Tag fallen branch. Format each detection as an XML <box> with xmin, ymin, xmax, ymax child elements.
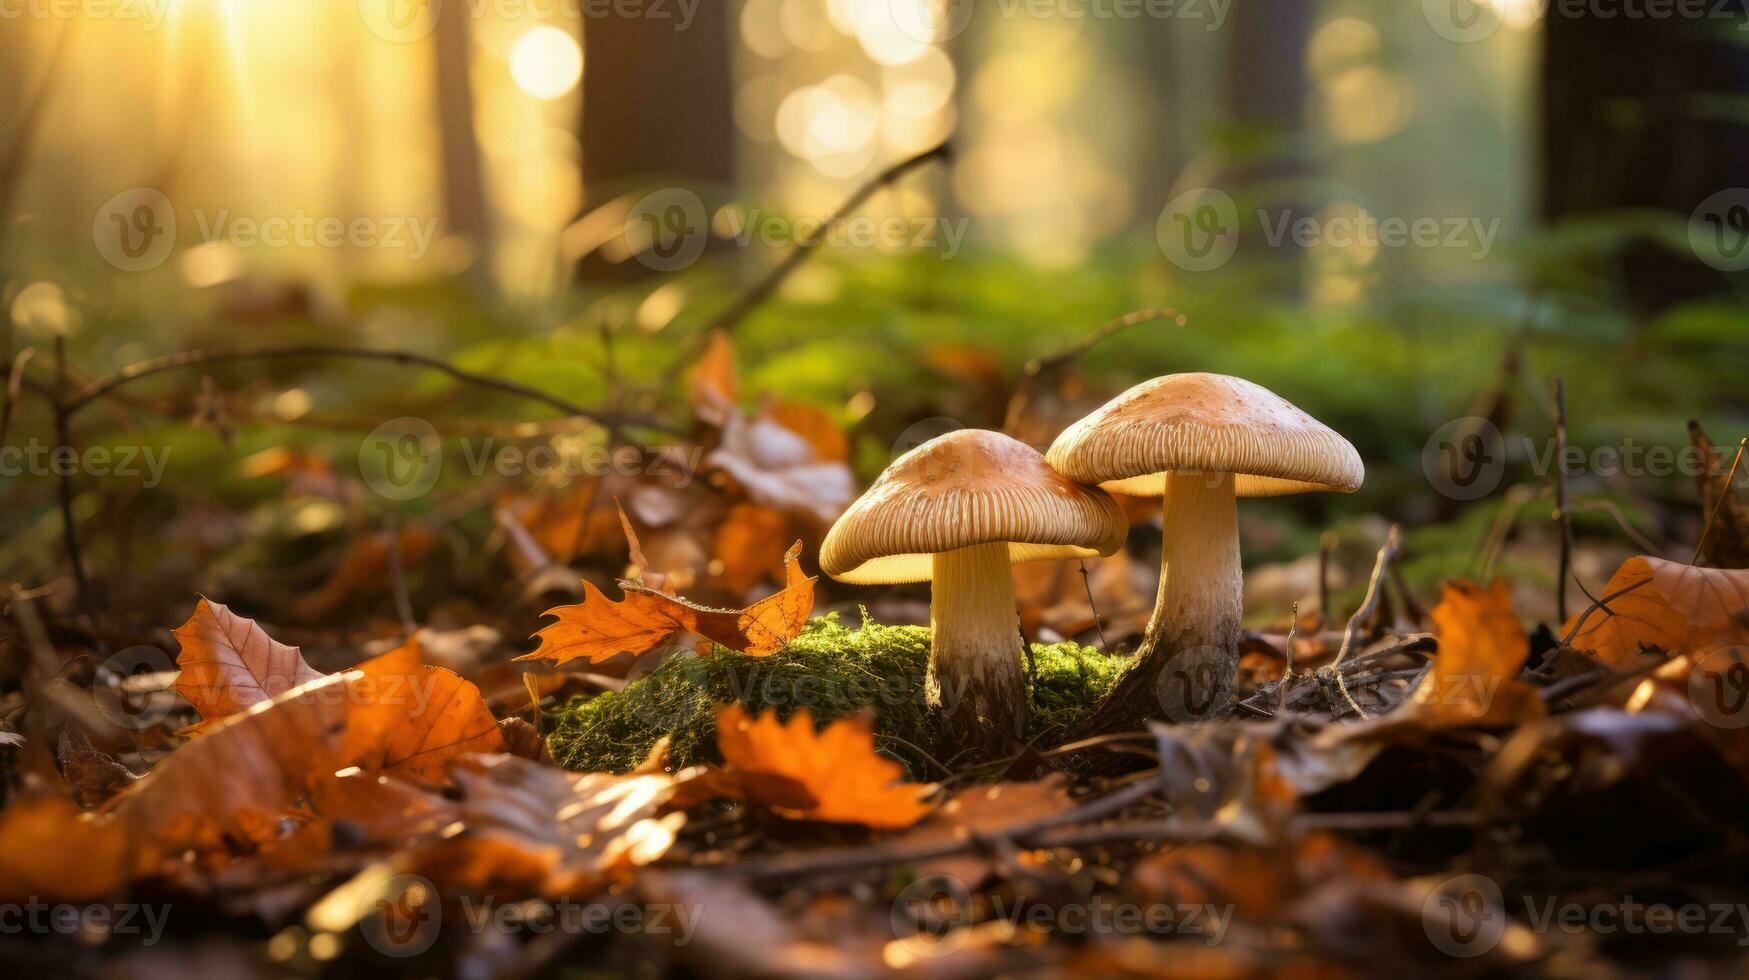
<box><xmin>1329</xmin><ymin>526</ymin><xmax>1402</xmax><ymax>720</ymax></box>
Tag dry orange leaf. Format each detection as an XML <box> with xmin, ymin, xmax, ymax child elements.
<box><xmin>0</xmin><ymin>796</ymin><xmax>129</xmax><ymax>902</ymax></box>
<box><xmin>521</xmin><ymin>541</ymin><xmax>816</xmax><ymax>665</ymax></box>
<box><xmin>1562</xmin><ymin>557</ymin><xmax>1749</xmax><ymax>671</ymax></box>
<box><xmin>713</xmin><ymin>503</ymin><xmax>791</xmax><ymax>597</ymax></box>
<box><xmin>172</xmin><ymin>597</ymin><xmax>321</xmax><ymax>728</ymax></box>
<box><xmin>408</xmin><ymin>753</ymin><xmax>689</xmax><ymax>896</ymax></box>
<box><xmin>1393</xmin><ymin>580</ymin><xmax>1543</xmax><ymax>729</ymax></box>
<box><xmin>766</xmin><ymin>401</ymin><xmax>849</xmax><ymax>462</ymax></box>
<box><xmin>708</xmin><ymin>705</ymin><xmax>933</xmax><ymax>830</ymax></box>
<box><xmin>689</xmin><ymin>329</ymin><xmax>739</xmax><ymax>425</ymax></box>
<box><xmin>340</xmin><ymin>639</ymin><xmax>505</xmax><ymax>785</ymax></box>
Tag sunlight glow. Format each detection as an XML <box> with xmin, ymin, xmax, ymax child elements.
<box><xmin>509</xmin><ymin>27</ymin><xmax>584</xmax><ymax>101</ymax></box>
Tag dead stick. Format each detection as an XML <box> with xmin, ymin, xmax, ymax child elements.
<box><xmin>52</xmin><ymin>338</ymin><xmax>98</xmax><ymax>639</ymax></box>
<box><xmin>1331</xmin><ymin>526</ymin><xmax>1402</xmax><ymax>720</ymax></box>
<box><xmin>60</xmin><ymin>345</ymin><xmax>650</xmax><ymax>427</ymax></box>
<box><xmin>1023</xmin><ymin>307</ymin><xmax>1187</xmax><ymax>378</ymax></box>
<box><xmin>1551</xmin><ymin>377</ymin><xmax>1573</xmax><ymax>621</ymax></box>
<box><xmin>1693</xmin><ymin>436</ymin><xmax>1748</xmax><ymax>566</ymax></box>
<box><xmin>1317</xmin><ymin>530</ymin><xmax>1336</xmax><ymax>621</ymax></box>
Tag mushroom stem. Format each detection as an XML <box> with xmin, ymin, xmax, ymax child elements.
<box><xmin>1062</xmin><ymin>471</ymin><xmax>1240</xmax><ymax>766</ymax></box>
<box><xmin>930</xmin><ymin>541</ymin><xmax>1029</xmax><ymax>754</ymax></box>
<box><xmin>1143</xmin><ymin>470</ymin><xmax>1243</xmax><ymax>674</ymax></box>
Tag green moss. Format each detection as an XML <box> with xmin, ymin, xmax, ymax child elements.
<box><xmin>545</xmin><ymin>614</ymin><xmax>1132</xmax><ymax>777</ymax></box>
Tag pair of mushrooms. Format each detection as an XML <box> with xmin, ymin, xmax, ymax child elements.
<box><xmin>820</xmin><ymin>373</ymin><xmax>1363</xmax><ymax>760</ymax></box>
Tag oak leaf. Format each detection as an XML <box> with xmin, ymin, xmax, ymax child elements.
<box><xmin>1562</xmin><ymin>557</ymin><xmax>1749</xmax><ymax>671</ymax></box>
<box><xmin>172</xmin><ymin>598</ymin><xmax>320</xmax><ymax>728</ymax></box>
<box><xmin>705</xmin><ymin>705</ymin><xmax>933</xmax><ymax>829</ymax></box>
<box><xmin>340</xmin><ymin>639</ymin><xmax>505</xmax><ymax>785</ymax></box>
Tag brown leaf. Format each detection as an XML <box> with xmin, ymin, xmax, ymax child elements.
<box><xmin>689</xmin><ymin>328</ymin><xmax>738</xmax><ymax>425</ymax></box>
<box><xmin>1372</xmin><ymin>580</ymin><xmax>1543</xmax><ymax>731</ymax></box>
<box><xmin>706</xmin><ymin>409</ymin><xmax>856</xmax><ymax>527</ymax></box>
<box><xmin>521</xmin><ymin>580</ymin><xmax>683</xmax><ymax>666</ymax></box>
<box><xmin>57</xmin><ymin>727</ymin><xmax>138</xmax><ymax>808</ymax></box>
<box><xmin>499</xmin><ymin>717</ymin><xmax>549</xmax><ymax>762</ymax></box>
<box><xmin>1690</xmin><ymin>421</ymin><xmax>1749</xmax><ymax>568</ymax></box>
<box><xmin>520</xmin><ymin>541</ymin><xmax>815</xmax><ymax>665</ymax></box>
<box><xmin>0</xmin><ymin>796</ymin><xmax>129</xmax><ymax>901</ymax></box>
<box><xmin>766</xmin><ymin>400</ymin><xmax>849</xmax><ymax>462</ymax></box>
<box><xmin>172</xmin><ymin>598</ymin><xmax>321</xmax><ymax>728</ymax></box>
<box><xmin>1562</xmin><ymin>557</ymin><xmax>1749</xmax><ymax>671</ymax></box>
<box><xmin>340</xmin><ymin>639</ymin><xmax>506</xmax><ymax>785</ymax></box>
<box><xmin>408</xmin><ymin>753</ymin><xmax>688</xmax><ymax>896</ymax></box>
<box><xmin>890</xmin><ymin>775</ymin><xmax>1075</xmax><ymax>885</ymax></box>
<box><xmin>708</xmin><ymin>705</ymin><xmax>933</xmax><ymax>829</ymax></box>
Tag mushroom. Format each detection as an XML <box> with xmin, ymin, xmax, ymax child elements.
<box><xmin>820</xmin><ymin>429</ymin><xmax>1128</xmax><ymax>760</ymax></box>
<box><xmin>1047</xmin><ymin>373</ymin><xmax>1362</xmax><ymax>730</ymax></box>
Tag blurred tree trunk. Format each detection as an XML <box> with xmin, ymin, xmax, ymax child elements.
<box><xmin>434</xmin><ymin>1</ymin><xmax>491</xmax><ymax>265</ymax></box>
<box><xmin>1218</xmin><ymin>0</ymin><xmax>1311</xmax><ymax>277</ymax></box>
<box><xmin>1542</xmin><ymin>3</ymin><xmax>1749</xmax><ymax>313</ymax></box>
<box><xmin>576</xmin><ymin>8</ymin><xmax>734</xmax><ymax>281</ymax></box>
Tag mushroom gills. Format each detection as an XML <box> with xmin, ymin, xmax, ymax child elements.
<box><xmin>929</xmin><ymin>540</ymin><xmax>1029</xmax><ymax>741</ymax></box>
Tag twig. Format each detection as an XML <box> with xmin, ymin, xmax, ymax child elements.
<box><xmin>662</xmin><ymin>141</ymin><xmax>953</xmax><ymax>380</ymax></box>
<box><xmin>1022</xmin><ymin>307</ymin><xmax>1187</xmax><ymax>378</ymax></box>
<box><xmin>53</xmin><ymin>338</ymin><xmax>97</xmax><ymax>638</ymax></box>
<box><xmin>384</xmin><ymin>521</ymin><xmax>416</xmax><ymax>638</ymax></box>
<box><xmin>1278</xmin><ymin>602</ymin><xmax>1298</xmax><ymax>716</ymax></box>
<box><xmin>1567</xmin><ymin>498</ymin><xmax>1660</xmax><ymax>555</ymax></box>
<box><xmin>60</xmin><ymin>345</ymin><xmax>645</xmax><ymax>426</ymax></box>
<box><xmin>1078</xmin><ymin>560</ymin><xmax>1108</xmax><ymax>651</ymax></box>
<box><xmin>0</xmin><ymin>347</ymin><xmax>34</xmax><ymax>449</ymax></box>
<box><xmin>1317</xmin><ymin>530</ymin><xmax>1336</xmax><ymax>621</ymax></box>
<box><xmin>1551</xmin><ymin>378</ymin><xmax>1574</xmax><ymax>621</ymax></box>
<box><xmin>1558</xmin><ymin>575</ymin><xmax>1653</xmax><ymax>646</ymax></box>
<box><xmin>1331</xmin><ymin>526</ymin><xmax>1402</xmax><ymax>720</ymax></box>
<box><xmin>1693</xmin><ymin>436</ymin><xmax>1748</xmax><ymax>566</ymax></box>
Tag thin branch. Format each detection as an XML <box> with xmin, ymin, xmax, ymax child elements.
<box><xmin>60</xmin><ymin>345</ymin><xmax>650</xmax><ymax>426</ymax></box>
<box><xmin>1330</xmin><ymin>526</ymin><xmax>1402</xmax><ymax>720</ymax></box>
<box><xmin>1022</xmin><ymin>307</ymin><xmax>1187</xmax><ymax>378</ymax></box>
<box><xmin>53</xmin><ymin>338</ymin><xmax>96</xmax><ymax>636</ymax></box>
<box><xmin>662</xmin><ymin>140</ymin><xmax>953</xmax><ymax>381</ymax></box>
<box><xmin>1551</xmin><ymin>377</ymin><xmax>1574</xmax><ymax>621</ymax></box>
<box><xmin>1693</xmin><ymin>436</ymin><xmax>1748</xmax><ymax>566</ymax></box>
<box><xmin>1559</xmin><ymin>575</ymin><xmax>1653</xmax><ymax>646</ymax></box>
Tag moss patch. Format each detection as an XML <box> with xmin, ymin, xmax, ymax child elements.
<box><xmin>545</xmin><ymin>615</ymin><xmax>1131</xmax><ymax>777</ymax></box>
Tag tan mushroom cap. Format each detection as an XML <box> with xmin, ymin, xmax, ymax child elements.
<box><xmin>1046</xmin><ymin>373</ymin><xmax>1364</xmax><ymax>498</ymax></box>
<box><xmin>821</xmin><ymin>429</ymin><xmax>1130</xmax><ymax>585</ymax></box>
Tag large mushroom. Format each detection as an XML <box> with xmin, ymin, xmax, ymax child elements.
<box><xmin>1047</xmin><ymin>373</ymin><xmax>1363</xmax><ymax>732</ymax></box>
<box><xmin>820</xmin><ymin>429</ymin><xmax>1128</xmax><ymax>761</ymax></box>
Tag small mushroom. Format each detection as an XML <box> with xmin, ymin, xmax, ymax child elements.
<box><xmin>821</xmin><ymin>429</ymin><xmax>1128</xmax><ymax>761</ymax></box>
<box><xmin>1047</xmin><ymin>373</ymin><xmax>1362</xmax><ymax>730</ymax></box>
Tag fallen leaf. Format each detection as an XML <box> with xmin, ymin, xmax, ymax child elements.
<box><xmin>291</xmin><ymin>525</ymin><xmax>439</xmax><ymax>622</ymax></box>
<box><xmin>1562</xmin><ymin>557</ymin><xmax>1749</xmax><ymax>671</ymax></box>
<box><xmin>689</xmin><ymin>329</ymin><xmax>738</xmax><ymax>426</ymax></box>
<box><xmin>706</xmin><ymin>705</ymin><xmax>933</xmax><ymax>829</ymax></box>
<box><xmin>520</xmin><ymin>541</ymin><xmax>815</xmax><ymax>665</ymax></box>
<box><xmin>1403</xmin><ymin>580</ymin><xmax>1544</xmax><ymax>728</ymax></box>
<box><xmin>408</xmin><ymin>753</ymin><xmax>689</xmax><ymax>896</ymax></box>
<box><xmin>499</xmin><ymin>717</ymin><xmax>548</xmax><ymax>762</ymax></box>
<box><xmin>172</xmin><ymin>598</ymin><xmax>321</xmax><ymax>728</ymax></box>
<box><xmin>767</xmin><ymin>400</ymin><xmax>849</xmax><ymax>462</ymax></box>
<box><xmin>57</xmin><ymin>727</ymin><xmax>138</xmax><ymax>808</ymax></box>
<box><xmin>706</xmin><ymin>409</ymin><xmax>856</xmax><ymax>527</ymax></box>
<box><xmin>712</xmin><ymin>503</ymin><xmax>792</xmax><ymax>596</ymax></box>
<box><xmin>0</xmin><ymin>796</ymin><xmax>129</xmax><ymax>901</ymax></box>
<box><xmin>890</xmin><ymin>775</ymin><xmax>1075</xmax><ymax>885</ymax></box>
<box><xmin>340</xmin><ymin>639</ymin><xmax>505</xmax><ymax>785</ymax></box>
<box><xmin>1689</xmin><ymin>422</ymin><xmax>1749</xmax><ymax>568</ymax></box>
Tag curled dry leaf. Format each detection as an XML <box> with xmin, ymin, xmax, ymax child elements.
<box><xmin>888</xmin><ymin>775</ymin><xmax>1075</xmax><ymax>885</ymax></box>
<box><xmin>1562</xmin><ymin>556</ymin><xmax>1749</xmax><ymax>672</ymax></box>
<box><xmin>173</xmin><ymin>597</ymin><xmax>321</xmax><ymax>729</ymax></box>
<box><xmin>520</xmin><ymin>541</ymin><xmax>816</xmax><ymax>666</ymax></box>
<box><xmin>1408</xmin><ymin>579</ymin><xmax>1544</xmax><ymax>728</ymax></box>
<box><xmin>704</xmin><ymin>704</ymin><xmax>933</xmax><ymax>830</ymax></box>
<box><xmin>407</xmin><ymin>753</ymin><xmax>690</xmax><ymax>896</ymax></box>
